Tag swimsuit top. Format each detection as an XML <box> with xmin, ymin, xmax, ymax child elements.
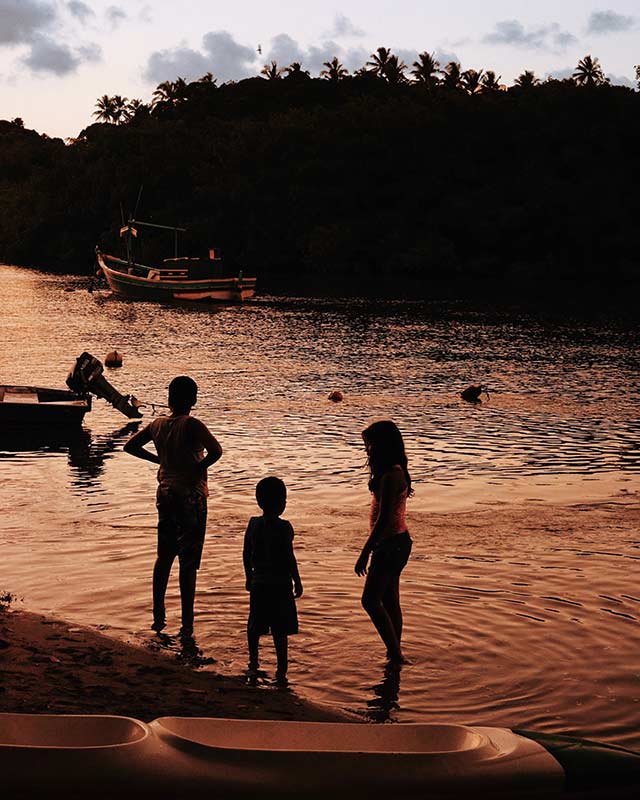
<box><xmin>369</xmin><ymin>465</ymin><xmax>408</xmax><ymax>539</ymax></box>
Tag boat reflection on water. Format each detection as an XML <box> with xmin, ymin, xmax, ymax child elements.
<box><xmin>0</xmin><ymin>422</ymin><xmax>142</xmax><ymax>490</ymax></box>
<box><xmin>364</xmin><ymin>663</ymin><xmax>403</xmax><ymax>723</ymax></box>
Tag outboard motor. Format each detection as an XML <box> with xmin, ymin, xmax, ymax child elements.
<box><xmin>67</xmin><ymin>352</ymin><xmax>143</xmax><ymax>418</ymax></box>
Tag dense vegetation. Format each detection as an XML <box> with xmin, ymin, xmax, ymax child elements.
<box><xmin>1</xmin><ymin>53</ymin><xmax>639</xmax><ymax>296</ymax></box>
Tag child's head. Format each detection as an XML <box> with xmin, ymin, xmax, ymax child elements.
<box><xmin>362</xmin><ymin>419</ymin><xmax>412</xmax><ymax>495</ymax></box>
<box><xmin>168</xmin><ymin>376</ymin><xmax>198</xmax><ymax>414</ymax></box>
<box><xmin>255</xmin><ymin>476</ymin><xmax>287</xmax><ymax>516</ymax></box>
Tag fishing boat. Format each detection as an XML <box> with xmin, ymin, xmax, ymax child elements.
<box><xmin>96</xmin><ymin>218</ymin><xmax>256</xmax><ymax>303</ymax></box>
<box><xmin>2</xmin><ymin>714</ymin><xmax>639</xmax><ymax>798</ymax></box>
<box><xmin>0</xmin><ymin>353</ymin><xmax>142</xmax><ymax>427</ymax></box>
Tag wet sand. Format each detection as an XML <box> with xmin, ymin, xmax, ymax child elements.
<box><xmin>0</xmin><ymin>609</ymin><xmax>350</xmax><ymax>723</ymax></box>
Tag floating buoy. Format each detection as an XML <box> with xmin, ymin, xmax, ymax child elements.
<box><xmin>105</xmin><ymin>351</ymin><xmax>123</xmax><ymax>368</ymax></box>
<box><xmin>461</xmin><ymin>385</ymin><xmax>489</xmax><ymax>403</ymax></box>
<box><xmin>328</xmin><ymin>390</ymin><xmax>343</xmax><ymax>403</ymax></box>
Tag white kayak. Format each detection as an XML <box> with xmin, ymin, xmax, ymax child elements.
<box><xmin>2</xmin><ymin>713</ymin><xmax>640</xmax><ymax>798</ymax></box>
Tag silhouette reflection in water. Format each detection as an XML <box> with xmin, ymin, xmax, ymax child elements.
<box><xmin>0</xmin><ymin>421</ymin><xmax>142</xmax><ymax>489</ymax></box>
<box><xmin>67</xmin><ymin>422</ymin><xmax>142</xmax><ymax>488</ymax></box>
<box><xmin>365</xmin><ymin>663</ymin><xmax>403</xmax><ymax>723</ymax></box>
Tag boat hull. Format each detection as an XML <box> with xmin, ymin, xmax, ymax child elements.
<box><xmin>2</xmin><ymin>714</ymin><xmax>640</xmax><ymax>798</ymax></box>
<box><xmin>98</xmin><ymin>254</ymin><xmax>256</xmax><ymax>303</ymax></box>
<box><xmin>0</xmin><ymin>386</ymin><xmax>90</xmax><ymax>426</ymax></box>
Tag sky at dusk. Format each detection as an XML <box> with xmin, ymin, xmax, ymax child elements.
<box><xmin>1</xmin><ymin>0</ymin><xmax>638</xmax><ymax>138</ymax></box>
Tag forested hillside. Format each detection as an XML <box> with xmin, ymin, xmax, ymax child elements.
<box><xmin>1</xmin><ymin>59</ymin><xmax>639</xmax><ymax>295</ymax></box>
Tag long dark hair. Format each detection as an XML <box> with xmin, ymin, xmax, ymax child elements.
<box><xmin>362</xmin><ymin>420</ymin><xmax>413</xmax><ymax>496</ymax></box>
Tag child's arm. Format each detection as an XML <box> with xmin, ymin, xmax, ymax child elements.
<box><xmin>355</xmin><ymin>471</ymin><xmax>398</xmax><ymax>576</ymax></box>
<box><xmin>123</xmin><ymin>425</ymin><xmax>160</xmax><ymax>465</ymax></box>
<box><xmin>242</xmin><ymin>520</ymin><xmax>253</xmax><ymax>592</ymax></box>
<box><xmin>191</xmin><ymin>419</ymin><xmax>223</xmax><ymax>470</ymax></box>
<box><xmin>286</xmin><ymin>523</ymin><xmax>303</xmax><ymax>598</ymax></box>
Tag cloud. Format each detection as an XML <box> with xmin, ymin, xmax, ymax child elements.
<box><xmin>139</xmin><ymin>5</ymin><xmax>152</xmax><ymax>24</ymax></box>
<box><xmin>0</xmin><ymin>0</ymin><xmax>56</xmax><ymax>46</ymax></box>
<box><xmin>144</xmin><ymin>47</ymin><xmax>211</xmax><ymax>83</ymax></box>
<box><xmin>106</xmin><ymin>5</ymin><xmax>127</xmax><ymax>27</ymax></box>
<box><xmin>587</xmin><ymin>11</ymin><xmax>636</xmax><ymax>34</ymax></box>
<box><xmin>144</xmin><ymin>31</ymin><xmax>456</xmax><ymax>84</ymax></box>
<box><xmin>483</xmin><ymin>20</ymin><xmax>577</xmax><ymax>51</ymax></box>
<box><xmin>67</xmin><ymin>1</ymin><xmax>93</xmax><ymax>23</ymax></box>
<box><xmin>545</xmin><ymin>67</ymin><xmax>575</xmax><ymax>81</ymax></box>
<box><xmin>21</xmin><ymin>33</ymin><xmax>101</xmax><ymax>74</ymax></box>
<box><xmin>266</xmin><ymin>33</ymin><xmax>305</xmax><ymax>67</ymax></box>
<box><xmin>434</xmin><ymin>48</ymin><xmax>461</xmax><ymax>67</ymax></box>
<box><xmin>324</xmin><ymin>13</ymin><xmax>364</xmax><ymax>38</ymax></box>
<box><xmin>264</xmin><ymin>36</ymin><xmax>375</xmax><ymax>75</ymax></box>
<box><xmin>607</xmin><ymin>73</ymin><xmax>635</xmax><ymax>87</ymax></box>
<box><xmin>202</xmin><ymin>31</ymin><xmax>257</xmax><ymax>80</ymax></box>
<box><xmin>144</xmin><ymin>31</ymin><xmax>257</xmax><ymax>84</ymax></box>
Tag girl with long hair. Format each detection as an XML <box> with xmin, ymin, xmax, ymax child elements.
<box><xmin>355</xmin><ymin>420</ymin><xmax>413</xmax><ymax>664</ymax></box>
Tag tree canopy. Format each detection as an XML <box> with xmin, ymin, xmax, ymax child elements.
<box><xmin>0</xmin><ymin>52</ymin><xmax>638</xmax><ymax>295</ymax></box>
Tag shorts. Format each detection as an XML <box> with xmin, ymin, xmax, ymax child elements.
<box><xmin>156</xmin><ymin>486</ymin><xmax>207</xmax><ymax>570</ymax></box>
<box><xmin>248</xmin><ymin>583</ymin><xmax>298</xmax><ymax>637</ymax></box>
<box><xmin>370</xmin><ymin>531</ymin><xmax>412</xmax><ymax>576</ymax></box>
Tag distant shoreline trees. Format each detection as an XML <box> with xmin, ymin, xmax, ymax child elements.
<box><xmin>1</xmin><ymin>47</ymin><xmax>638</xmax><ymax>295</ymax></box>
<box><xmin>90</xmin><ymin>51</ymin><xmax>636</xmax><ymax>126</ymax></box>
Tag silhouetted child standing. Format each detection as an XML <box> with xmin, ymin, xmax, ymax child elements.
<box><xmin>243</xmin><ymin>477</ymin><xmax>302</xmax><ymax>681</ymax></box>
<box><xmin>124</xmin><ymin>376</ymin><xmax>222</xmax><ymax>636</ymax></box>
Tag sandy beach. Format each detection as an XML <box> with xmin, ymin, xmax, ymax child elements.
<box><xmin>0</xmin><ymin>607</ymin><xmax>349</xmax><ymax>723</ymax></box>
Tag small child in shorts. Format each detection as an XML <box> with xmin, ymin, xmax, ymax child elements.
<box><xmin>243</xmin><ymin>477</ymin><xmax>303</xmax><ymax>681</ymax></box>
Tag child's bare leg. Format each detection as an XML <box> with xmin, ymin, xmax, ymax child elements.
<box><xmin>178</xmin><ymin>563</ymin><xmax>197</xmax><ymax>633</ymax></box>
<box><xmin>362</xmin><ymin>569</ymin><xmax>403</xmax><ymax>662</ymax></box>
<box><xmin>248</xmin><ymin>631</ymin><xmax>260</xmax><ymax>669</ymax></box>
<box><xmin>382</xmin><ymin>576</ymin><xmax>402</xmax><ymax>644</ymax></box>
<box><xmin>152</xmin><ymin>554</ymin><xmax>174</xmax><ymax>630</ymax></box>
<box><xmin>273</xmin><ymin>633</ymin><xmax>288</xmax><ymax>679</ymax></box>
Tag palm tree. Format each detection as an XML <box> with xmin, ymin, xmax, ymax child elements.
<box><xmin>198</xmin><ymin>71</ymin><xmax>216</xmax><ymax>84</ymax></box>
<box><xmin>93</xmin><ymin>94</ymin><xmax>116</xmax><ymax>123</ymax></box>
<box><xmin>411</xmin><ymin>51</ymin><xmax>441</xmax><ymax>89</ymax></box>
<box><xmin>573</xmin><ymin>55</ymin><xmax>607</xmax><ymax>87</ymax></box>
<box><xmin>151</xmin><ymin>80</ymin><xmax>176</xmax><ymax>108</ymax></box>
<box><xmin>481</xmin><ymin>71</ymin><xmax>502</xmax><ymax>93</ymax></box>
<box><xmin>461</xmin><ymin>69</ymin><xmax>483</xmax><ymax>94</ymax></box>
<box><xmin>284</xmin><ymin>62</ymin><xmax>310</xmax><ymax>79</ymax></box>
<box><xmin>441</xmin><ymin>61</ymin><xmax>462</xmax><ymax>91</ymax></box>
<box><xmin>320</xmin><ymin>57</ymin><xmax>349</xmax><ymax>82</ymax></box>
<box><xmin>366</xmin><ymin>47</ymin><xmax>392</xmax><ymax>77</ymax></box>
<box><xmin>514</xmin><ymin>70</ymin><xmax>539</xmax><ymax>89</ymax></box>
<box><xmin>261</xmin><ymin>61</ymin><xmax>282</xmax><ymax>80</ymax></box>
<box><xmin>123</xmin><ymin>98</ymin><xmax>149</xmax><ymax>122</ymax></box>
<box><xmin>382</xmin><ymin>54</ymin><xmax>408</xmax><ymax>85</ymax></box>
<box><xmin>172</xmin><ymin>77</ymin><xmax>189</xmax><ymax>104</ymax></box>
<box><xmin>110</xmin><ymin>94</ymin><xmax>129</xmax><ymax>124</ymax></box>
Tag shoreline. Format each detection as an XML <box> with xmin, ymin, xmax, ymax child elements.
<box><xmin>0</xmin><ymin>608</ymin><xmax>352</xmax><ymax>723</ymax></box>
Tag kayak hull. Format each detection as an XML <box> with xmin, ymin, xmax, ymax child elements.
<box><xmin>1</xmin><ymin>714</ymin><xmax>639</xmax><ymax>798</ymax></box>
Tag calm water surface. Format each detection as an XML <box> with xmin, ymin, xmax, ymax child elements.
<box><xmin>1</xmin><ymin>265</ymin><xmax>639</xmax><ymax>744</ymax></box>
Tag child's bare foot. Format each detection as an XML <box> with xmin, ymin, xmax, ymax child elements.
<box><xmin>387</xmin><ymin>650</ymin><xmax>410</xmax><ymax>665</ymax></box>
<box><xmin>274</xmin><ymin>669</ymin><xmax>288</xmax><ymax>685</ymax></box>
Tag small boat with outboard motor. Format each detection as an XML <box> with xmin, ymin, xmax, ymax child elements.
<box><xmin>96</xmin><ymin>217</ymin><xmax>256</xmax><ymax>303</ymax></box>
<box><xmin>1</xmin><ymin>714</ymin><xmax>639</xmax><ymax>798</ymax></box>
<box><xmin>0</xmin><ymin>352</ymin><xmax>142</xmax><ymax>427</ymax></box>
